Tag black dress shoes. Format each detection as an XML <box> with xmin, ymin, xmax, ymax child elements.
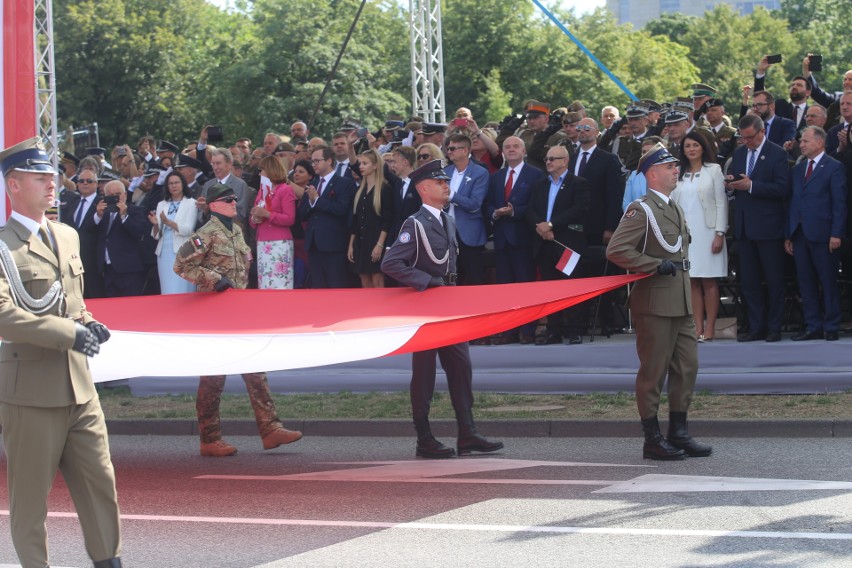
<box><xmin>825</xmin><ymin>330</ymin><xmax>839</xmax><ymax>341</ymax></box>
<box><xmin>416</xmin><ymin>437</ymin><xmax>456</xmax><ymax>459</ymax></box>
<box><xmin>737</xmin><ymin>331</ymin><xmax>766</xmax><ymax>342</ymax></box>
<box><xmin>791</xmin><ymin>330</ymin><xmax>824</xmax><ymax>341</ymax></box>
<box><xmin>765</xmin><ymin>331</ymin><xmax>782</xmax><ymax>342</ymax></box>
<box><xmin>566</xmin><ymin>335</ymin><xmax>583</xmax><ymax>345</ymax></box>
<box><xmin>535</xmin><ymin>333</ymin><xmax>562</xmax><ymax>345</ymax></box>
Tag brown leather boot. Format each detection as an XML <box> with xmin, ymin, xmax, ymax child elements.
<box><xmin>244</xmin><ymin>372</ymin><xmax>303</xmax><ymax>449</ymax></box>
<box><xmin>200</xmin><ymin>439</ymin><xmax>237</xmax><ymax>457</ymax></box>
<box><xmin>262</xmin><ymin>427</ymin><xmax>303</xmax><ymax>450</ymax></box>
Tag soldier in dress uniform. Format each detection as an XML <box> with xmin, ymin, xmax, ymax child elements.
<box><xmin>0</xmin><ymin>138</ymin><xmax>122</xmax><ymax>567</ymax></box>
<box><xmin>612</xmin><ymin>102</ymin><xmax>652</xmax><ymax>173</ymax></box>
<box><xmin>174</xmin><ymin>183</ymin><xmax>303</xmax><ymax>456</ymax></box>
<box><xmin>381</xmin><ymin>160</ymin><xmax>503</xmax><ymax>459</ymax></box>
<box><xmin>691</xmin><ymin>82</ymin><xmax>717</xmax><ymax>128</ymax></box>
<box><xmin>606</xmin><ymin>143</ymin><xmax>712</xmax><ymax>461</ymax></box>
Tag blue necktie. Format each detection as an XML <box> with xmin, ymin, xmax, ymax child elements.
<box><xmin>74</xmin><ymin>198</ymin><xmax>85</xmax><ymax>228</ymax></box>
<box><xmin>747</xmin><ymin>150</ymin><xmax>756</xmax><ymax>177</ymax></box>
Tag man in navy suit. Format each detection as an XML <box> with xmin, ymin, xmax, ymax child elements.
<box><xmin>750</xmin><ymin>91</ymin><xmax>797</xmax><ymax>147</ymax></box>
<box><xmin>726</xmin><ymin>114</ymin><xmax>791</xmax><ymax>342</ymax></box>
<box><xmin>94</xmin><ymin>180</ymin><xmax>148</xmax><ymax>297</ymax></box>
<box><xmin>443</xmin><ymin>133</ymin><xmax>489</xmax><ymax>285</ymax></box>
<box><xmin>484</xmin><ymin>136</ymin><xmax>544</xmax><ymax>344</ymax></box>
<box><xmin>388</xmin><ymin>145</ymin><xmax>421</xmax><ymax>244</ymax></box>
<box><xmin>60</xmin><ymin>171</ymin><xmax>104</xmax><ymax>298</ymax></box>
<box><xmin>525</xmin><ymin>145</ymin><xmax>590</xmax><ymax>345</ymax></box>
<box><xmin>784</xmin><ymin>126</ymin><xmax>847</xmax><ymax>341</ymax></box>
<box><xmin>298</xmin><ymin>146</ymin><xmax>356</xmax><ymax>288</ymax></box>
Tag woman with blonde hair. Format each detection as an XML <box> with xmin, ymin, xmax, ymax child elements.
<box><xmin>415</xmin><ymin>143</ymin><xmax>444</xmax><ymax>167</ymax></box>
<box><xmin>250</xmin><ymin>155</ymin><xmax>297</xmax><ymax>289</ymax></box>
<box><xmin>348</xmin><ymin>149</ymin><xmax>393</xmax><ymax>287</ymax></box>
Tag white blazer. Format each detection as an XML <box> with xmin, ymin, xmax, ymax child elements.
<box><xmin>152</xmin><ymin>197</ymin><xmax>197</xmax><ymax>255</ymax></box>
<box><xmin>672</xmin><ymin>163</ymin><xmax>727</xmax><ymax>233</ymax></box>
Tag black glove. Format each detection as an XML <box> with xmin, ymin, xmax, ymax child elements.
<box><xmin>657</xmin><ymin>260</ymin><xmax>677</xmax><ymax>277</ymax></box>
<box><xmin>694</xmin><ymin>100</ymin><xmax>711</xmax><ymax>121</ymax></box>
<box><xmin>86</xmin><ymin>321</ymin><xmax>111</xmax><ymax>344</ymax></box>
<box><xmin>428</xmin><ymin>276</ymin><xmax>445</xmax><ymax>287</ymax></box>
<box><xmin>72</xmin><ymin>323</ymin><xmax>101</xmax><ymax>357</ymax></box>
<box><xmin>214</xmin><ymin>276</ymin><xmax>234</xmax><ymax>292</ymax></box>
<box><xmin>548</xmin><ymin>110</ymin><xmax>565</xmax><ymax>129</ymax></box>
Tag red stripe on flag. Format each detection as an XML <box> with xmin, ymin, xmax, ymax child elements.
<box><xmin>3</xmin><ymin>0</ymin><xmax>37</xmax><ymax>146</ymax></box>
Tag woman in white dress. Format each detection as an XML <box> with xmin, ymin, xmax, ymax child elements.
<box><xmin>149</xmin><ymin>171</ymin><xmax>197</xmax><ymax>294</ymax></box>
<box><xmin>671</xmin><ymin>131</ymin><xmax>728</xmax><ymax>341</ymax></box>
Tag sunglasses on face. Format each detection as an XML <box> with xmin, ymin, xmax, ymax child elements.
<box><xmin>417</xmin><ymin>154</ymin><xmax>432</xmax><ymax>161</ymax></box>
<box><xmin>214</xmin><ymin>196</ymin><xmax>238</xmax><ymax>204</ymax></box>
<box><xmin>78</xmin><ymin>178</ymin><xmax>96</xmax><ymax>183</ymax></box>
<box><xmin>446</xmin><ymin>146</ymin><xmax>466</xmax><ymax>152</ymax></box>
<box><xmin>545</xmin><ymin>156</ymin><xmax>567</xmax><ymax>162</ymax></box>
<box><xmin>576</xmin><ymin>125</ymin><xmax>594</xmax><ymax>132</ymax></box>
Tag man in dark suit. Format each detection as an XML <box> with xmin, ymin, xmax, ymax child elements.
<box><xmin>525</xmin><ymin>145</ymin><xmax>590</xmax><ymax>345</ymax></box>
<box><xmin>484</xmin><ymin>136</ymin><xmax>545</xmax><ymax>344</ymax></box>
<box><xmin>443</xmin><ymin>133</ymin><xmax>489</xmax><ymax>285</ymax></box>
<box><xmin>825</xmin><ymin>92</ymin><xmax>852</xmax><ymax>157</ymax></box>
<box><xmin>726</xmin><ymin>114</ymin><xmax>791</xmax><ymax>342</ymax></box>
<box><xmin>569</xmin><ymin>118</ymin><xmax>626</xmax><ymax>335</ymax></box>
<box><xmin>754</xmin><ymin>55</ymin><xmax>811</xmax><ymax>131</ymax></box>
<box><xmin>0</xmin><ymin>137</ymin><xmax>122</xmax><ymax>568</ymax></box>
<box><xmin>804</xmin><ymin>56</ymin><xmax>852</xmax><ymax>128</ymax></box>
<box><xmin>298</xmin><ymin>146</ymin><xmax>356</xmax><ymax>288</ymax></box>
<box><xmin>749</xmin><ymin>90</ymin><xmax>797</xmax><ymax>147</ymax></box>
<box><xmin>382</xmin><ymin>159</ymin><xmax>503</xmax><ymax>459</ymax></box>
<box><xmin>784</xmin><ymin>126</ymin><xmax>847</xmax><ymax>341</ymax></box>
<box><xmin>388</xmin><ymin>145</ymin><xmax>421</xmax><ymax>243</ymax></box>
<box><xmin>60</xmin><ymin>170</ymin><xmax>104</xmax><ymax>298</ymax></box>
<box><xmin>94</xmin><ymin>180</ymin><xmax>148</xmax><ymax>297</ymax></box>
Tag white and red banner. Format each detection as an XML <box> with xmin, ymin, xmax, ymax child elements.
<box><xmin>85</xmin><ymin>275</ymin><xmax>645</xmax><ymax>382</ymax></box>
<box><xmin>556</xmin><ymin>246</ymin><xmax>581</xmax><ymax>276</ymax></box>
<box><xmin>0</xmin><ymin>0</ymin><xmax>38</xmax><ymax>220</ymax></box>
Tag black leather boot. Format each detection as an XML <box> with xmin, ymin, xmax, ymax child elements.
<box><xmin>456</xmin><ymin>409</ymin><xmax>504</xmax><ymax>455</ymax></box>
<box><xmin>93</xmin><ymin>558</ymin><xmax>122</xmax><ymax>568</ymax></box>
<box><xmin>641</xmin><ymin>416</ymin><xmax>686</xmax><ymax>460</ymax></box>
<box><xmin>668</xmin><ymin>411</ymin><xmax>713</xmax><ymax>457</ymax></box>
<box><xmin>414</xmin><ymin>417</ymin><xmax>455</xmax><ymax>459</ymax></box>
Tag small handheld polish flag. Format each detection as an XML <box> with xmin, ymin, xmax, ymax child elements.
<box><xmin>556</xmin><ymin>246</ymin><xmax>581</xmax><ymax>276</ymax></box>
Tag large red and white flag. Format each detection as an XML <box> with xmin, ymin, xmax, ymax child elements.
<box><xmin>85</xmin><ymin>275</ymin><xmax>645</xmax><ymax>382</ymax></box>
<box><xmin>0</xmin><ymin>0</ymin><xmax>38</xmax><ymax>221</ymax></box>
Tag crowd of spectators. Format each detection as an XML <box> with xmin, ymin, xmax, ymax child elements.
<box><xmin>54</xmin><ymin>53</ymin><xmax>852</xmax><ymax>343</ymax></box>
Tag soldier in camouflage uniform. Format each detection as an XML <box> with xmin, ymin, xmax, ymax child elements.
<box><xmin>174</xmin><ymin>183</ymin><xmax>302</xmax><ymax>457</ymax></box>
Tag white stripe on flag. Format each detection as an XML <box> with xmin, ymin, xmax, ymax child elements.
<box><xmin>556</xmin><ymin>247</ymin><xmax>580</xmax><ymax>276</ymax></box>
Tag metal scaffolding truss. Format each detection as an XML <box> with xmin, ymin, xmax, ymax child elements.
<box><xmin>409</xmin><ymin>0</ymin><xmax>445</xmax><ymax>123</ymax></box>
<box><xmin>34</xmin><ymin>0</ymin><xmax>59</xmax><ymax>171</ymax></box>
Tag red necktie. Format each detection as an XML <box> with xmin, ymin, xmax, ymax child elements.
<box><xmin>805</xmin><ymin>160</ymin><xmax>814</xmax><ymax>181</ymax></box>
<box><xmin>317</xmin><ymin>178</ymin><xmax>325</xmax><ymax>196</ymax></box>
<box><xmin>504</xmin><ymin>168</ymin><xmax>514</xmax><ymax>202</ymax></box>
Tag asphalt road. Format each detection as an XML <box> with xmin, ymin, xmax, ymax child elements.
<box><xmin>2</xmin><ymin>435</ymin><xmax>851</xmax><ymax>567</ymax></box>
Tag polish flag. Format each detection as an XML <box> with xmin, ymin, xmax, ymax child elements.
<box><xmin>0</xmin><ymin>0</ymin><xmax>38</xmax><ymax>221</ymax></box>
<box><xmin>85</xmin><ymin>275</ymin><xmax>645</xmax><ymax>382</ymax></box>
<box><xmin>556</xmin><ymin>247</ymin><xmax>581</xmax><ymax>276</ymax></box>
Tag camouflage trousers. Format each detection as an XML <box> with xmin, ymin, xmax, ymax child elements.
<box><xmin>196</xmin><ymin>372</ymin><xmax>284</xmax><ymax>443</ymax></box>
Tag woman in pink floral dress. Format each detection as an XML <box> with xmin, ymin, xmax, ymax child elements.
<box><xmin>250</xmin><ymin>156</ymin><xmax>297</xmax><ymax>289</ymax></box>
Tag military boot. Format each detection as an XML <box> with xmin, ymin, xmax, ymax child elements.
<box><xmin>641</xmin><ymin>416</ymin><xmax>685</xmax><ymax>460</ymax></box>
<box><xmin>414</xmin><ymin>417</ymin><xmax>455</xmax><ymax>459</ymax></box>
<box><xmin>456</xmin><ymin>409</ymin><xmax>503</xmax><ymax>455</ymax></box>
<box><xmin>244</xmin><ymin>372</ymin><xmax>303</xmax><ymax>450</ymax></box>
<box><xmin>197</xmin><ymin>376</ymin><xmax>235</xmax><ymax>456</ymax></box>
<box><xmin>93</xmin><ymin>558</ymin><xmax>122</xmax><ymax>568</ymax></box>
<box><xmin>667</xmin><ymin>411</ymin><xmax>712</xmax><ymax>457</ymax></box>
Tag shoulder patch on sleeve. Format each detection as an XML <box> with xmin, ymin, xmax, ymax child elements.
<box><xmin>624</xmin><ymin>209</ymin><xmax>637</xmax><ymax>219</ymax></box>
<box><xmin>398</xmin><ymin>231</ymin><xmax>411</xmax><ymax>244</ymax></box>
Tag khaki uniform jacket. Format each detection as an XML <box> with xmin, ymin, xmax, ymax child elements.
<box><xmin>174</xmin><ymin>216</ymin><xmax>252</xmax><ymax>292</ymax></box>
<box><xmin>0</xmin><ymin>218</ymin><xmax>96</xmax><ymax>407</ymax></box>
<box><xmin>606</xmin><ymin>191</ymin><xmax>692</xmax><ymax>318</ymax></box>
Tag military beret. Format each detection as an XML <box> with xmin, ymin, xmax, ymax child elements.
<box><xmin>637</xmin><ymin>142</ymin><xmax>679</xmax><ymax>175</ymax></box>
<box><xmin>0</xmin><ymin>137</ymin><xmax>57</xmax><ymax>176</ymax></box>
<box><xmin>567</xmin><ymin>100</ymin><xmax>586</xmax><ymax>113</ymax></box>
<box><xmin>707</xmin><ymin>98</ymin><xmax>725</xmax><ymax>108</ymax></box>
<box><xmin>274</xmin><ymin>142</ymin><xmax>295</xmax><ymax>153</ymax></box>
<box><xmin>409</xmin><ymin>159</ymin><xmax>450</xmax><ymax>187</ymax></box>
<box><xmin>206</xmin><ymin>183</ymin><xmax>235</xmax><ymax>203</ymax></box>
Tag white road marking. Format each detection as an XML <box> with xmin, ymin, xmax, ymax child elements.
<box><xmin>4</xmin><ymin>510</ymin><xmax>850</xmax><ymax>542</ymax></box>
<box><xmin>197</xmin><ymin>458</ymin><xmax>651</xmax><ymax>484</ymax></box>
<box><xmin>596</xmin><ymin>474</ymin><xmax>852</xmax><ymax>493</ymax></box>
